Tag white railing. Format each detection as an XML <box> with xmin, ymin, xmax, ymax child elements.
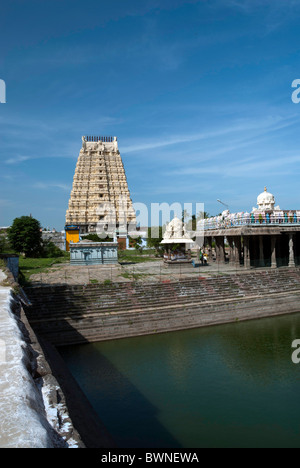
<box><xmin>202</xmin><ymin>211</ymin><xmax>300</xmax><ymax>231</ymax></box>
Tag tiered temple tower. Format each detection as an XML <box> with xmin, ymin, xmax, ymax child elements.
<box><xmin>66</xmin><ymin>136</ymin><xmax>136</xmax><ymax>237</ymax></box>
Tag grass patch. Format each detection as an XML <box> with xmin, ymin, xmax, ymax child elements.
<box><xmin>118</xmin><ymin>249</ymin><xmax>159</xmax><ymax>264</ymax></box>
<box><xmin>103</xmin><ymin>279</ymin><xmax>112</xmax><ymax>285</ymax></box>
<box><xmin>120</xmin><ymin>272</ymin><xmax>151</xmax><ymax>281</ymax></box>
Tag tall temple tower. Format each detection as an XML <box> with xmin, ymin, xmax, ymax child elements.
<box><xmin>66</xmin><ymin>136</ymin><xmax>136</xmax><ymax>237</ymax></box>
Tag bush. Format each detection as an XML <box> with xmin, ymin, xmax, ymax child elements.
<box><xmin>83</xmin><ymin>234</ymin><xmax>114</xmax><ymax>242</ymax></box>
<box><xmin>0</xmin><ymin>236</ymin><xmax>6</xmax><ymax>253</ymax></box>
<box><xmin>42</xmin><ymin>240</ymin><xmax>64</xmax><ymax>258</ymax></box>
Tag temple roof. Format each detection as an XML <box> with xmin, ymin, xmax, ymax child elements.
<box><xmin>255</xmin><ymin>187</ymin><xmax>276</xmax><ymax>212</ymax></box>
<box><xmin>161</xmin><ymin>215</ymin><xmax>195</xmax><ymax>245</ymax></box>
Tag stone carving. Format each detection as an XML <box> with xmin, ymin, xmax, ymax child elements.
<box><xmin>162</xmin><ymin>216</ymin><xmax>194</xmax><ymax>242</ymax></box>
<box><xmin>66</xmin><ymin>136</ymin><xmax>136</xmax><ymax>234</ymax></box>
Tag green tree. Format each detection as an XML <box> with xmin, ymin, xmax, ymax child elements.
<box><xmin>147</xmin><ymin>226</ymin><xmax>164</xmax><ymax>256</ymax></box>
<box><xmin>0</xmin><ymin>235</ymin><xmax>6</xmax><ymax>253</ymax></box>
<box><xmin>134</xmin><ymin>236</ymin><xmax>144</xmax><ymax>254</ymax></box>
<box><xmin>8</xmin><ymin>216</ymin><xmax>43</xmax><ymax>257</ymax></box>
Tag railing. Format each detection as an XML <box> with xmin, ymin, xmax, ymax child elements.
<box><xmin>203</xmin><ymin>211</ymin><xmax>300</xmax><ymax>231</ymax></box>
<box><xmin>85</xmin><ymin>136</ymin><xmax>114</xmax><ymax>142</ymax></box>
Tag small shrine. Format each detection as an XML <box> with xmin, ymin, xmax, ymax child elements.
<box><xmin>161</xmin><ymin>215</ymin><xmax>195</xmax><ymax>265</ymax></box>
<box><xmin>69</xmin><ymin>240</ymin><xmax>118</xmax><ymax>265</ymax></box>
<box><xmin>252</xmin><ymin>187</ymin><xmax>280</xmax><ymax>212</ymax></box>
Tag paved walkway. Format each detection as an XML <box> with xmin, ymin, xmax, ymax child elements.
<box><xmin>28</xmin><ymin>259</ymin><xmax>257</xmax><ymax>286</ymax></box>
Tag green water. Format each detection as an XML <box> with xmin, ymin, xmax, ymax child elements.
<box><xmin>59</xmin><ymin>314</ymin><xmax>300</xmax><ymax>448</ymax></box>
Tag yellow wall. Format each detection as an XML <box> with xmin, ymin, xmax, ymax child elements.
<box><xmin>66</xmin><ymin>230</ymin><xmax>80</xmax><ymax>251</ymax></box>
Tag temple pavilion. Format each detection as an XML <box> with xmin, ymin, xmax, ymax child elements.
<box><xmin>161</xmin><ymin>215</ymin><xmax>195</xmax><ymax>265</ymax></box>
<box><xmin>201</xmin><ymin>188</ymin><xmax>300</xmax><ymax>268</ymax></box>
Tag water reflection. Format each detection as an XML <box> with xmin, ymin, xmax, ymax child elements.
<box><xmin>60</xmin><ymin>313</ymin><xmax>300</xmax><ymax>448</ymax></box>
<box><xmin>60</xmin><ymin>343</ymin><xmax>181</xmax><ymax>448</ymax></box>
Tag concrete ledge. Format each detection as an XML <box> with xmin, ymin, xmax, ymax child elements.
<box><xmin>0</xmin><ymin>268</ymin><xmax>85</xmax><ymax>448</ymax></box>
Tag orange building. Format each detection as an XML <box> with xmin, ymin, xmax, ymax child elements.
<box><xmin>65</xmin><ymin>225</ymin><xmax>80</xmax><ymax>251</ymax></box>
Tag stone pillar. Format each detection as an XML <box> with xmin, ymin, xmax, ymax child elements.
<box><xmin>233</xmin><ymin>237</ymin><xmax>241</xmax><ymax>267</ymax></box>
<box><xmin>206</xmin><ymin>237</ymin><xmax>213</xmax><ymax>263</ymax></box>
<box><xmin>215</xmin><ymin>237</ymin><xmax>220</xmax><ymax>263</ymax></box>
<box><xmin>216</xmin><ymin>237</ymin><xmax>226</xmax><ymax>264</ymax></box>
<box><xmin>220</xmin><ymin>236</ymin><xmax>226</xmax><ymax>264</ymax></box>
<box><xmin>271</xmin><ymin>236</ymin><xmax>277</xmax><ymax>269</ymax></box>
<box><xmin>227</xmin><ymin>237</ymin><xmax>235</xmax><ymax>265</ymax></box>
<box><xmin>187</xmin><ymin>249</ymin><xmax>191</xmax><ymax>261</ymax></box>
<box><xmin>243</xmin><ymin>236</ymin><xmax>250</xmax><ymax>269</ymax></box>
<box><xmin>289</xmin><ymin>233</ymin><xmax>295</xmax><ymax>268</ymax></box>
<box><xmin>251</xmin><ymin>236</ymin><xmax>258</xmax><ymax>268</ymax></box>
<box><xmin>259</xmin><ymin>236</ymin><xmax>264</xmax><ymax>267</ymax></box>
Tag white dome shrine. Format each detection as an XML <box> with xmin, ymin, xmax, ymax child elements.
<box><xmin>161</xmin><ymin>215</ymin><xmax>194</xmax><ymax>245</ymax></box>
<box><xmin>256</xmin><ymin>187</ymin><xmax>276</xmax><ymax>211</ymax></box>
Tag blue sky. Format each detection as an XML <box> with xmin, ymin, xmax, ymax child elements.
<box><xmin>1</xmin><ymin>0</ymin><xmax>300</xmax><ymax>229</ymax></box>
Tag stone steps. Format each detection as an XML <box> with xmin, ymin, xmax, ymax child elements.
<box><xmin>26</xmin><ymin>277</ymin><xmax>300</xmax><ymax>305</ymax></box>
<box><xmin>28</xmin><ymin>291</ymin><xmax>300</xmax><ymax>346</ymax></box>
<box><xmin>24</xmin><ymin>268</ymin><xmax>300</xmax><ymax>346</ymax></box>
<box><xmin>25</xmin><ymin>285</ymin><xmax>296</xmax><ymax>322</ymax></box>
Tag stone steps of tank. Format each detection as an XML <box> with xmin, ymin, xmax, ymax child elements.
<box><xmin>25</xmin><ymin>270</ymin><xmax>300</xmax><ymax>299</ymax></box>
<box><xmin>25</xmin><ymin>278</ymin><xmax>299</xmax><ymax>304</ymax></box>
<box><xmin>25</xmin><ymin>271</ymin><xmax>300</xmax><ymax>303</ymax></box>
<box><xmin>25</xmin><ymin>272</ymin><xmax>300</xmax><ymax>322</ymax></box>
<box><xmin>26</xmin><ymin>282</ymin><xmax>293</xmax><ymax>312</ymax></box>
<box><xmin>26</xmin><ymin>295</ymin><xmax>245</xmax><ymax>321</ymax></box>
<box><xmin>32</xmin><ymin>294</ymin><xmax>291</xmax><ymax>329</ymax></box>
<box><xmin>30</xmin><ymin>291</ymin><xmax>300</xmax><ymax>347</ymax></box>
<box><xmin>27</xmin><ymin>295</ymin><xmax>263</xmax><ymax>333</ymax></box>
<box><xmin>24</xmin><ymin>281</ymin><xmax>270</xmax><ymax>308</ymax></box>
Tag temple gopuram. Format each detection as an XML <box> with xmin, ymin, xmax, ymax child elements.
<box><xmin>202</xmin><ymin>188</ymin><xmax>300</xmax><ymax>268</ymax></box>
<box><xmin>65</xmin><ymin>136</ymin><xmax>136</xmax><ymax>248</ymax></box>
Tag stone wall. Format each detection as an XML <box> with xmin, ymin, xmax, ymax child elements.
<box><xmin>42</xmin><ymin>231</ymin><xmax>65</xmax><ymax>251</ymax></box>
<box><xmin>0</xmin><ymin>254</ymin><xmax>19</xmax><ymax>281</ymax></box>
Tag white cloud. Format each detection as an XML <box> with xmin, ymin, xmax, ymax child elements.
<box><xmin>4</xmin><ymin>155</ymin><xmax>32</xmax><ymax>165</ymax></box>
<box><xmin>33</xmin><ymin>182</ymin><xmax>71</xmax><ymax>191</ymax></box>
<box><xmin>171</xmin><ymin>152</ymin><xmax>300</xmax><ymax>179</ymax></box>
<box><xmin>121</xmin><ymin>113</ymin><xmax>299</xmax><ymax>155</ymax></box>
<box><xmin>213</xmin><ymin>0</ymin><xmax>300</xmax><ymax>33</ymax></box>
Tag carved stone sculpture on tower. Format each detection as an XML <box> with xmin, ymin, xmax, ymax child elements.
<box><xmin>66</xmin><ymin>136</ymin><xmax>136</xmax><ymax>235</ymax></box>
